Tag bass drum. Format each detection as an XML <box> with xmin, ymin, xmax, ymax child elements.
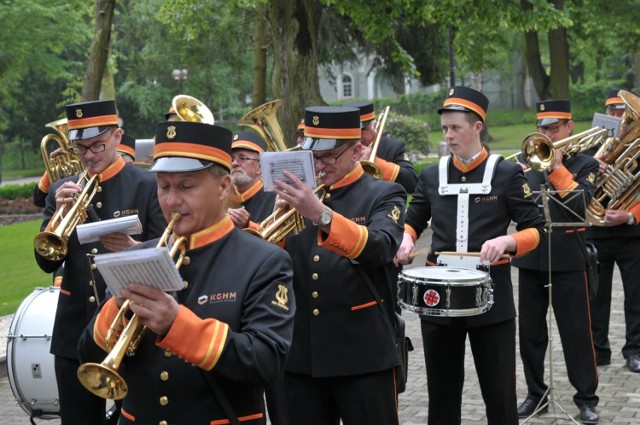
<box><xmin>6</xmin><ymin>286</ymin><xmax>60</xmax><ymax>419</ymax></box>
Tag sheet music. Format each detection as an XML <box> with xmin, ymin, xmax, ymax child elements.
<box><xmin>93</xmin><ymin>247</ymin><xmax>184</xmax><ymax>297</ymax></box>
<box><xmin>76</xmin><ymin>215</ymin><xmax>142</xmax><ymax>245</ymax></box>
<box><xmin>260</xmin><ymin>150</ymin><xmax>317</xmax><ymax>191</ymax></box>
<box><xmin>134</xmin><ymin>138</ymin><xmax>155</xmax><ymax>165</ymax></box>
<box><xmin>591</xmin><ymin>113</ymin><xmax>621</xmax><ymax>138</ymax></box>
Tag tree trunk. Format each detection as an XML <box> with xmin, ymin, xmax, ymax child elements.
<box><xmin>252</xmin><ymin>2</ymin><xmax>268</xmax><ymax>108</ymax></box>
<box><xmin>512</xmin><ymin>36</ymin><xmax>528</xmax><ymax>110</ymax></box>
<box><xmin>81</xmin><ymin>0</ymin><xmax>116</xmax><ymax>101</ymax></box>
<box><xmin>548</xmin><ymin>0</ymin><xmax>569</xmax><ymax>98</ymax></box>
<box><xmin>521</xmin><ymin>0</ymin><xmax>550</xmax><ymax>100</ymax></box>
<box><xmin>267</xmin><ymin>0</ymin><xmax>324</xmax><ymax>147</ymax></box>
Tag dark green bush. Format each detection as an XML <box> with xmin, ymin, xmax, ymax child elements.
<box><xmin>0</xmin><ymin>183</ymin><xmax>37</xmax><ymax>200</ymax></box>
<box><xmin>384</xmin><ymin>113</ymin><xmax>431</xmax><ymax>155</ymax></box>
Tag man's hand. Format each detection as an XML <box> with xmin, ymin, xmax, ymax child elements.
<box><xmin>603</xmin><ymin>209</ymin><xmax>632</xmax><ymax>227</ymax></box>
<box><xmin>480</xmin><ymin>235</ymin><xmax>515</xmax><ymax>263</ymax></box>
<box><xmin>273</xmin><ymin>170</ymin><xmax>325</xmax><ymax>224</ymax></box>
<box><xmin>394</xmin><ymin>233</ymin><xmax>416</xmax><ymax>266</ymax></box>
<box><xmin>100</xmin><ymin>233</ymin><xmax>139</xmax><ymax>252</ymax></box>
<box><xmin>357</xmin><ymin>142</ymin><xmax>373</xmax><ymax>162</ymax></box>
<box><xmin>228</xmin><ymin>207</ymin><xmax>250</xmax><ymax>228</ymax></box>
<box><xmin>120</xmin><ymin>283</ymin><xmax>179</xmax><ymax>336</ymax></box>
<box><xmin>54</xmin><ymin>181</ymin><xmax>83</xmax><ymax>214</ymax></box>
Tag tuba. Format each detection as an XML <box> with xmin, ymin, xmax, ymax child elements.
<box><xmin>172</xmin><ymin>95</ymin><xmax>215</xmax><ymax>124</ymax></box>
<box><xmin>360</xmin><ymin>106</ymin><xmax>390</xmax><ymax>179</ymax></box>
<box><xmin>77</xmin><ymin>212</ymin><xmax>187</xmax><ymax>400</ymax></box>
<box><xmin>34</xmin><ymin>168</ymin><xmax>101</xmax><ymax>261</ymax></box>
<box><xmin>40</xmin><ymin>118</ymin><xmax>84</xmax><ymax>182</ymax></box>
<box><xmin>513</xmin><ymin>127</ymin><xmax>608</xmax><ymax>173</ymax></box>
<box><xmin>587</xmin><ymin>90</ymin><xmax>640</xmax><ymax>226</ymax></box>
<box><xmin>237</xmin><ymin>99</ymin><xmax>290</xmax><ymax>152</ymax></box>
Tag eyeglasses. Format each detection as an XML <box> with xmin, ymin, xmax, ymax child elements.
<box><xmin>313</xmin><ymin>143</ymin><xmax>353</xmax><ymax>165</ymax></box>
<box><xmin>232</xmin><ymin>155</ymin><xmax>260</xmax><ymax>164</ymax></box>
<box><xmin>72</xmin><ymin>131</ymin><xmax>114</xmax><ymax>155</ymax></box>
<box><xmin>537</xmin><ymin>121</ymin><xmax>566</xmax><ymax>134</ymax></box>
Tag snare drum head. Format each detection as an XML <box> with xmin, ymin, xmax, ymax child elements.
<box><xmin>7</xmin><ymin>287</ymin><xmax>60</xmax><ymax>418</ymax></box>
<box><xmin>401</xmin><ymin>266</ymin><xmax>487</xmax><ymax>283</ymax></box>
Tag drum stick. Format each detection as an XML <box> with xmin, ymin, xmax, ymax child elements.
<box><xmin>408</xmin><ymin>248</ymin><xmax>429</xmax><ymax>260</ymax></box>
<box><xmin>435</xmin><ymin>251</ymin><xmax>511</xmax><ymax>259</ymax></box>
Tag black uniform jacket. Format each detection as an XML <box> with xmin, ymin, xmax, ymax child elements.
<box><xmin>405</xmin><ymin>151</ymin><xmax>545</xmax><ymax>326</ymax></box>
<box><xmin>512</xmin><ymin>153</ymin><xmax>599</xmax><ymax>272</ymax></box>
<box><xmin>283</xmin><ymin>165</ymin><xmax>406</xmax><ymax>377</ymax></box>
<box><xmin>242</xmin><ymin>179</ymin><xmax>276</xmax><ymax>231</ymax></box>
<box><xmin>87</xmin><ymin>216</ymin><xmax>295</xmax><ymax>425</ymax></box>
<box><xmin>35</xmin><ymin>157</ymin><xmax>166</xmax><ymax>359</ymax></box>
<box><xmin>374</xmin><ymin>136</ymin><xmax>419</xmax><ymax>194</ymax></box>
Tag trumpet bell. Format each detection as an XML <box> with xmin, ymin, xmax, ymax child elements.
<box><xmin>361</xmin><ymin>161</ymin><xmax>383</xmax><ymax>179</ymax></box>
<box><xmin>172</xmin><ymin>95</ymin><xmax>215</xmax><ymax>125</ymax></box>
<box><xmin>77</xmin><ymin>362</ymin><xmax>128</xmax><ymax>400</ymax></box>
<box><xmin>34</xmin><ymin>231</ymin><xmax>68</xmax><ymax>261</ymax></box>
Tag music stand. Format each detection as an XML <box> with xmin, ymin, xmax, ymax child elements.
<box><xmin>519</xmin><ymin>185</ymin><xmax>589</xmax><ymax>425</ymax></box>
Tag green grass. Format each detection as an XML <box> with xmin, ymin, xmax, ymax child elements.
<box><xmin>0</xmin><ymin>220</ymin><xmax>51</xmax><ymax>316</ymax></box>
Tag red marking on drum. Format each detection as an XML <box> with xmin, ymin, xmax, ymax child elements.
<box><xmin>423</xmin><ymin>289</ymin><xmax>440</xmax><ymax>307</ymax></box>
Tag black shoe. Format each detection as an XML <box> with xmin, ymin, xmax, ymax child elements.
<box><xmin>517</xmin><ymin>397</ymin><xmax>548</xmax><ymax>418</ymax></box>
<box><xmin>596</xmin><ymin>356</ymin><xmax>610</xmax><ymax>366</ymax></box>
<box><xmin>578</xmin><ymin>405</ymin><xmax>599</xmax><ymax>424</ymax></box>
<box><xmin>626</xmin><ymin>354</ymin><xmax>640</xmax><ymax>372</ymax></box>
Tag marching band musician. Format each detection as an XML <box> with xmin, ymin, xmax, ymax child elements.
<box><xmin>81</xmin><ymin>121</ymin><xmax>295</xmax><ymax>425</ymax></box>
<box><xmin>513</xmin><ymin>99</ymin><xmax>600</xmax><ymax>423</ymax></box>
<box><xmin>273</xmin><ymin>106</ymin><xmax>406</xmax><ymax>424</ymax></box>
<box><xmin>394</xmin><ymin>86</ymin><xmax>545</xmax><ymax>425</ymax></box>
<box><xmin>588</xmin><ymin>90</ymin><xmax>640</xmax><ymax>372</ymax></box>
<box><xmin>227</xmin><ymin>131</ymin><xmax>276</xmax><ymax>230</ymax></box>
<box><xmin>346</xmin><ymin>101</ymin><xmax>419</xmax><ymax>194</ymax></box>
<box><xmin>34</xmin><ymin>100</ymin><xmax>166</xmax><ymax>425</ymax></box>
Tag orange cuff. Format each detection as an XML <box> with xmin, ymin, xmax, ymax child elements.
<box><xmin>629</xmin><ymin>202</ymin><xmax>640</xmax><ymax>225</ymax></box>
<box><xmin>404</xmin><ymin>225</ymin><xmax>417</xmax><ymax>242</ymax></box>
<box><xmin>53</xmin><ymin>275</ymin><xmax>63</xmax><ymax>288</ymax></box>
<box><xmin>319</xmin><ymin>212</ymin><xmax>368</xmax><ymax>259</ymax></box>
<box><xmin>38</xmin><ymin>172</ymin><xmax>51</xmax><ymax>193</ymax></box>
<box><xmin>512</xmin><ymin>228</ymin><xmax>541</xmax><ymax>257</ymax></box>
<box><xmin>375</xmin><ymin>157</ymin><xmax>400</xmax><ymax>182</ymax></box>
<box><xmin>246</xmin><ymin>220</ymin><xmax>260</xmax><ymax>231</ymax></box>
<box><xmin>158</xmin><ymin>305</ymin><xmax>229</xmax><ymax>371</ymax></box>
<box><xmin>548</xmin><ymin>166</ymin><xmax>578</xmax><ymax>197</ymax></box>
<box><xmin>94</xmin><ymin>298</ymin><xmax>122</xmax><ymax>351</ymax></box>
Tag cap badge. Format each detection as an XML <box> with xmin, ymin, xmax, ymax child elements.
<box><xmin>233</xmin><ymin>134</ymin><xmax>239</xmax><ymax>140</ymax></box>
<box><xmin>449</xmin><ymin>88</ymin><xmax>455</xmax><ymax>96</ymax></box>
<box><xmin>540</xmin><ymin>104</ymin><xmax>545</xmax><ymax>111</ymax></box>
<box><xmin>312</xmin><ymin>115</ymin><xmax>320</xmax><ymax>126</ymax></box>
<box><xmin>166</xmin><ymin>125</ymin><xmax>177</xmax><ymax>139</ymax></box>
<box><xmin>75</xmin><ymin>108</ymin><xmax>83</xmax><ymax>118</ymax></box>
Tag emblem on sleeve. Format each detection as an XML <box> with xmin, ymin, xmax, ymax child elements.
<box><xmin>388</xmin><ymin>205</ymin><xmax>401</xmax><ymax>224</ymax></box>
<box><xmin>522</xmin><ymin>183</ymin><xmax>532</xmax><ymax>198</ymax></box>
<box><xmin>403</xmin><ymin>153</ymin><xmax>410</xmax><ymax>161</ymax></box>
<box><xmin>272</xmin><ymin>284</ymin><xmax>289</xmax><ymax>311</ymax></box>
<box><xmin>587</xmin><ymin>172</ymin><xmax>596</xmax><ymax>184</ymax></box>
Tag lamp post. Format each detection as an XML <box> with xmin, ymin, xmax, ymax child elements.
<box><xmin>171</xmin><ymin>68</ymin><xmax>188</xmax><ymax>93</ymax></box>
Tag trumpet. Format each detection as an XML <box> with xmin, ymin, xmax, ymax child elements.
<box><xmin>506</xmin><ymin>127</ymin><xmax>608</xmax><ymax>173</ymax></box>
<box><xmin>40</xmin><ymin>118</ymin><xmax>84</xmax><ymax>183</ymax></box>
<box><xmin>172</xmin><ymin>95</ymin><xmax>215</xmax><ymax>125</ymax></box>
<box><xmin>245</xmin><ymin>173</ymin><xmax>326</xmax><ymax>244</ymax></box>
<box><xmin>34</xmin><ymin>168</ymin><xmax>101</xmax><ymax>261</ymax></box>
<box><xmin>77</xmin><ymin>212</ymin><xmax>187</xmax><ymax>400</ymax></box>
<box><xmin>361</xmin><ymin>106</ymin><xmax>390</xmax><ymax>179</ymax></box>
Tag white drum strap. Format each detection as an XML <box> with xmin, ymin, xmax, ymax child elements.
<box><xmin>438</xmin><ymin>154</ymin><xmax>500</xmax><ymax>252</ymax></box>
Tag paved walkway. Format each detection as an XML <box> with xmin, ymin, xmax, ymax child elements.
<box><xmin>1</xmin><ymin>229</ymin><xmax>639</xmax><ymax>424</ymax></box>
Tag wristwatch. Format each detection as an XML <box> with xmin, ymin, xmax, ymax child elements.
<box><xmin>313</xmin><ymin>207</ymin><xmax>333</xmax><ymax>226</ymax></box>
<box><xmin>627</xmin><ymin>212</ymin><xmax>635</xmax><ymax>226</ymax></box>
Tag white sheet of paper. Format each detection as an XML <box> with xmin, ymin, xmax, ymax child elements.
<box><xmin>76</xmin><ymin>215</ymin><xmax>142</xmax><ymax>245</ymax></box>
<box><xmin>260</xmin><ymin>150</ymin><xmax>317</xmax><ymax>191</ymax></box>
<box><xmin>134</xmin><ymin>138</ymin><xmax>155</xmax><ymax>165</ymax></box>
<box><xmin>93</xmin><ymin>247</ymin><xmax>184</xmax><ymax>298</ymax></box>
<box><xmin>591</xmin><ymin>113</ymin><xmax>621</xmax><ymax>138</ymax></box>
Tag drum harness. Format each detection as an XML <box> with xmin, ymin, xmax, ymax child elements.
<box><xmin>437</xmin><ymin>154</ymin><xmax>501</xmax><ymax>257</ymax></box>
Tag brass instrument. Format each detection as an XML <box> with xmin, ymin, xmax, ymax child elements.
<box><xmin>77</xmin><ymin>212</ymin><xmax>187</xmax><ymax>400</ymax></box>
<box><xmin>361</xmin><ymin>106</ymin><xmax>390</xmax><ymax>179</ymax></box>
<box><xmin>33</xmin><ymin>168</ymin><xmax>101</xmax><ymax>261</ymax></box>
<box><xmin>507</xmin><ymin>127</ymin><xmax>608</xmax><ymax>173</ymax></box>
<box><xmin>172</xmin><ymin>95</ymin><xmax>215</xmax><ymax>124</ymax></box>
<box><xmin>587</xmin><ymin>90</ymin><xmax>640</xmax><ymax>225</ymax></box>
<box><xmin>40</xmin><ymin>118</ymin><xmax>84</xmax><ymax>182</ymax></box>
<box><xmin>237</xmin><ymin>99</ymin><xmax>290</xmax><ymax>152</ymax></box>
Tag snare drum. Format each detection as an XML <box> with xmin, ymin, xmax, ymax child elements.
<box><xmin>398</xmin><ymin>267</ymin><xmax>493</xmax><ymax>317</ymax></box>
<box><xmin>7</xmin><ymin>286</ymin><xmax>60</xmax><ymax>418</ymax></box>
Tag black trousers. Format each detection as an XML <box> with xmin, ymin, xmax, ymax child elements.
<box><xmin>284</xmin><ymin>369</ymin><xmax>399</xmax><ymax>425</ymax></box>
<box><xmin>265</xmin><ymin>375</ymin><xmax>290</xmax><ymax>425</ymax></box>
<box><xmin>55</xmin><ymin>356</ymin><xmax>106</xmax><ymax>425</ymax></box>
<box><xmin>421</xmin><ymin>318</ymin><xmax>518</xmax><ymax>425</ymax></box>
<box><xmin>590</xmin><ymin>236</ymin><xmax>640</xmax><ymax>360</ymax></box>
<box><xmin>518</xmin><ymin>269</ymin><xmax>599</xmax><ymax>408</ymax></box>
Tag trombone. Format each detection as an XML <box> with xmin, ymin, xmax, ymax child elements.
<box><xmin>360</xmin><ymin>106</ymin><xmax>390</xmax><ymax>179</ymax></box>
<box><xmin>506</xmin><ymin>127</ymin><xmax>608</xmax><ymax>173</ymax></box>
<box><xmin>34</xmin><ymin>168</ymin><xmax>101</xmax><ymax>261</ymax></box>
<box><xmin>77</xmin><ymin>212</ymin><xmax>187</xmax><ymax>400</ymax></box>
